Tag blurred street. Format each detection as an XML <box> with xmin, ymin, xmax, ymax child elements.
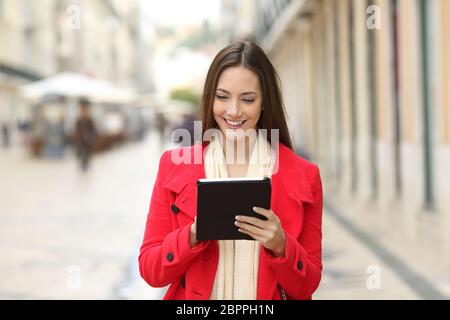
<box><xmin>0</xmin><ymin>130</ymin><xmax>167</xmax><ymax>299</ymax></box>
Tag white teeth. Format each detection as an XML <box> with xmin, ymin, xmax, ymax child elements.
<box><xmin>225</xmin><ymin>118</ymin><xmax>245</xmax><ymax>126</ymax></box>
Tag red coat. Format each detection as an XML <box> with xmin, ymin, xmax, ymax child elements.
<box><xmin>139</xmin><ymin>142</ymin><xmax>323</xmax><ymax>300</ymax></box>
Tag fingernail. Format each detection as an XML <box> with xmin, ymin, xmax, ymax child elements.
<box><xmin>235</xmin><ymin>215</ymin><xmax>241</xmax><ymax>220</ymax></box>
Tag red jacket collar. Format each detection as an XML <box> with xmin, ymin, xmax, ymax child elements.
<box><xmin>161</xmin><ymin>142</ymin><xmax>314</xmax><ymax>204</ymax></box>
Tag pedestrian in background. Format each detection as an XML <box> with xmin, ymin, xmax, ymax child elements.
<box><xmin>30</xmin><ymin>106</ymin><xmax>46</xmax><ymax>157</ymax></box>
<box><xmin>74</xmin><ymin>98</ymin><xmax>97</xmax><ymax>172</ymax></box>
<box><xmin>155</xmin><ymin>112</ymin><xmax>168</xmax><ymax>146</ymax></box>
<box><xmin>1</xmin><ymin>121</ymin><xmax>10</xmax><ymax>148</ymax></box>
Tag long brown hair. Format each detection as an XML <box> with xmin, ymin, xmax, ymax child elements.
<box><xmin>200</xmin><ymin>40</ymin><xmax>293</xmax><ymax>150</ymax></box>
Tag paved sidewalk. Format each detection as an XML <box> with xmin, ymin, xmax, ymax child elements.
<box><xmin>0</xmin><ymin>131</ymin><xmax>166</xmax><ymax>299</ymax></box>
<box><xmin>315</xmin><ymin>209</ymin><xmax>420</xmax><ymax>299</ymax></box>
<box><xmin>318</xmin><ymin>200</ymin><xmax>450</xmax><ymax>300</ymax></box>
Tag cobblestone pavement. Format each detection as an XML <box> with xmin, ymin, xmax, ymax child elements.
<box><xmin>0</xmin><ymin>132</ymin><xmax>445</xmax><ymax>299</ymax></box>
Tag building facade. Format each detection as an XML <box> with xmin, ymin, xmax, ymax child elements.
<box><xmin>0</xmin><ymin>0</ymin><xmax>145</xmax><ymax>141</ymax></box>
<box><xmin>252</xmin><ymin>0</ymin><xmax>450</xmax><ymax>277</ymax></box>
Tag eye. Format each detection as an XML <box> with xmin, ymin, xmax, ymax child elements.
<box><xmin>242</xmin><ymin>99</ymin><xmax>255</xmax><ymax>103</ymax></box>
<box><xmin>216</xmin><ymin>95</ymin><xmax>228</xmax><ymax>100</ymax></box>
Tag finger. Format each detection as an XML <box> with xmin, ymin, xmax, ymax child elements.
<box><xmin>235</xmin><ymin>215</ymin><xmax>270</xmax><ymax>229</ymax></box>
<box><xmin>253</xmin><ymin>207</ymin><xmax>274</xmax><ymax>220</ymax></box>
<box><xmin>235</xmin><ymin>221</ymin><xmax>270</xmax><ymax>237</ymax></box>
<box><xmin>237</xmin><ymin>228</ymin><xmax>266</xmax><ymax>242</ymax></box>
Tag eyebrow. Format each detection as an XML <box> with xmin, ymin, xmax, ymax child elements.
<box><xmin>216</xmin><ymin>88</ymin><xmax>257</xmax><ymax>95</ymax></box>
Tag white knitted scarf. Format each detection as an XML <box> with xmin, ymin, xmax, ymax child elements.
<box><xmin>204</xmin><ymin>132</ymin><xmax>276</xmax><ymax>300</ymax></box>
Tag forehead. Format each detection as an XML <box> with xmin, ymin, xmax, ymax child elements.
<box><xmin>217</xmin><ymin>67</ymin><xmax>260</xmax><ymax>92</ymax></box>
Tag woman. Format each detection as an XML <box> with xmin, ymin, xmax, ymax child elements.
<box><xmin>139</xmin><ymin>41</ymin><xmax>323</xmax><ymax>300</ymax></box>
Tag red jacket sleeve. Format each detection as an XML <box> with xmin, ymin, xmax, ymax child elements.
<box><xmin>262</xmin><ymin>164</ymin><xmax>323</xmax><ymax>299</ymax></box>
<box><xmin>138</xmin><ymin>151</ymin><xmax>210</xmax><ymax>288</ymax></box>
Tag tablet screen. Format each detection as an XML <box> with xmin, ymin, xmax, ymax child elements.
<box><xmin>196</xmin><ymin>177</ymin><xmax>271</xmax><ymax>240</ymax></box>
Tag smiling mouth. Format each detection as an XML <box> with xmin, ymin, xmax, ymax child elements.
<box><xmin>223</xmin><ymin>117</ymin><xmax>247</xmax><ymax>128</ymax></box>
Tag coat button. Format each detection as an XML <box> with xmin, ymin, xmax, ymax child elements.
<box><xmin>297</xmin><ymin>260</ymin><xmax>303</xmax><ymax>271</ymax></box>
<box><xmin>171</xmin><ymin>204</ymin><xmax>180</xmax><ymax>214</ymax></box>
<box><xmin>167</xmin><ymin>252</ymin><xmax>174</xmax><ymax>262</ymax></box>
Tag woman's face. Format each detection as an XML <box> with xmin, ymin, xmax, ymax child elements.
<box><xmin>213</xmin><ymin>66</ymin><xmax>262</xmax><ymax>141</ymax></box>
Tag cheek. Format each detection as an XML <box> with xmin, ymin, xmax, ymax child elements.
<box><xmin>249</xmin><ymin>105</ymin><xmax>262</xmax><ymax>122</ymax></box>
<box><xmin>212</xmin><ymin>100</ymin><xmax>225</xmax><ymax>116</ymax></box>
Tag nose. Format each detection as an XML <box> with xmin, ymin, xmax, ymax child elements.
<box><xmin>226</xmin><ymin>99</ymin><xmax>242</xmax><ymax>118</ymax></box>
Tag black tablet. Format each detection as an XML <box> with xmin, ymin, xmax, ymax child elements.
<box><xmin>196</xmin><ymin>177</ymin><xmax>271</xmax><ymax>240</ymax></box>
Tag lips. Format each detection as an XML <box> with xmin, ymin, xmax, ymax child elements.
<box><xmin>223</xmin><ymin>117</ymin><xmax>247</xmax><ymax>128</ymax></box>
